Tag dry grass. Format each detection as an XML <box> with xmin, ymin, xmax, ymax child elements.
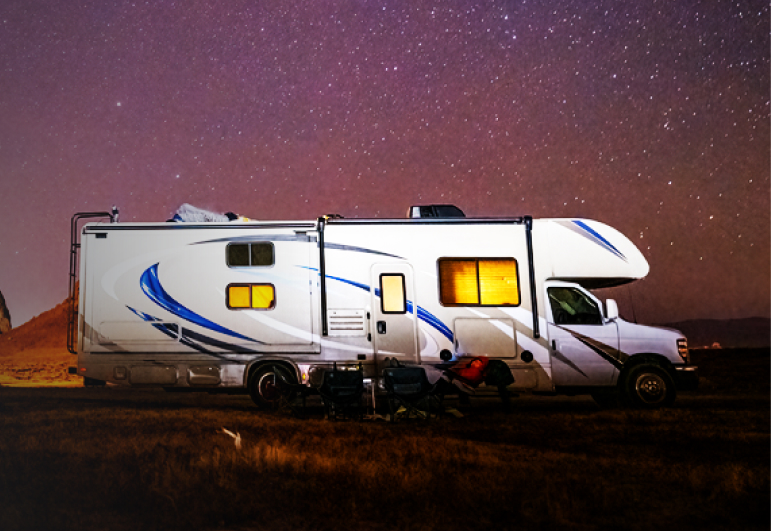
<box><xmin>0</xmin><ymin>348</ymin><xmax>769</xmax><ymax>530</ymax></box>
<box><xmin>0</xmin><ymin>359</ymin><xmax>82</xmax><ymax>387</ymax></box>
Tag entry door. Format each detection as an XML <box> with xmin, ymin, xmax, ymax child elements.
<box><xmin>545</xmin><ymin>283</ymin><xmax>620</xmax><ymax>386</ymax></box>
<box><xmin>371</xmin><ymin>263</ymin><xmax>419</xmax><ymax>364</ymax></box>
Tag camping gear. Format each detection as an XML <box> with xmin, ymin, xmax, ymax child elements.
<box><xmin>317</xmin><ymin>363</ymin><xmax>365</xmax><ymax>420</ymax></box>
<box><xmin>382</xmin><ymin>366</ymin><xmax>443</xmax><ymax>420</ymax></box>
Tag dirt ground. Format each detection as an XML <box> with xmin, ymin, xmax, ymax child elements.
<box><xmin>0</xmin><ymin>348</ymin><xmax>768</xmax><ymax>530</ymax></box>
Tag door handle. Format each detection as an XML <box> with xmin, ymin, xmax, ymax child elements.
<box><xmin>377</xmin><ymin>321</ymin><xmax>386</xmax><ymax>334</ymax></box>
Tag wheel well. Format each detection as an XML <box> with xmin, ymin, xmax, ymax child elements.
<box><xmin>618</xmin><ymin>354</ymin><xmax>675</xmax><ymax>384</ymax></box>
<box><xmin>245</xmin><ymin>359</ymin><xmax>299</xmax><ymax>388</ymax></box>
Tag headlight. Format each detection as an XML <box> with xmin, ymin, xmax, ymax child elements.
<box><xmin>677</xmin><ymin>338</ymin><xmax>689</xmax><ymax>364</ymax></box>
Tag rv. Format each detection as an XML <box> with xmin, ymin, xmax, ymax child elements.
<box><xmin>68</xmin><ymin>206</ymin><xmax>698</xmax><ymax>409</ymax></box>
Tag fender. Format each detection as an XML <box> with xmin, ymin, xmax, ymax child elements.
<box><xmin>244</xmin><ymin>356</ymin><xmax>302</xmax><ymax>387</ymax></box>
<box><xmin>616</xmin><ymin>353</ymin><xmax>676</xmax><ymax>385</ymax></box>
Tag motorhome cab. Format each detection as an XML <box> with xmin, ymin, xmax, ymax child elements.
<box><xmin>68</xmin><ymin>206</ymin><xmax>698</xmax><ymax>409</ymax></box>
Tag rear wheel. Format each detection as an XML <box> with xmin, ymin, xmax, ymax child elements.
<box><xmin>249</xmin><ymin>365</ymin><xmax>296</xmax><ymax>409</ymax></box>
<box><xmin>622</xmin><ymin>364</ymin><xmax>676</xmax><ymax>408</ymax></box>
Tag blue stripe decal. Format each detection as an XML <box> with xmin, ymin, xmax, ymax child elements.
<box><xmin>572</xmin><ymin>220</ymin><xmax>627</xmax><ymax>261</ymax></box>
<box><xmin>301</xmin><ymin>266</ymin><xmax>453</xmax><ymax>342</ymax></box>
<box><xmin>126</xmin><ymin>306</ymin><xmax>260</xmax><ymax>356</ymax></box>
<box><xmin>140</xmin><ymin>263</ymin><xmax>257</xmax><ymax>343</ymax></box>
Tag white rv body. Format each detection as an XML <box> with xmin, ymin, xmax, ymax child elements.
<box><xmin>72</xmin><ymin>214</ymin><xmax>697</xmax><ymax>406</ymax></box>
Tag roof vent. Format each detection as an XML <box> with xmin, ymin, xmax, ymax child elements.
<box><xmin>407</xmin><ymin>205</ymin><xmax>465</xmax><ymax>218</ymax></box>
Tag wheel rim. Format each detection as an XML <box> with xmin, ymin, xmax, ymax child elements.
<box><xmin>634</xmin><ymin>371</ymin><xmax>667</xmax><ymax>404</ymax></box>
<box><xmin>257</xmin><ymin>371</ymin><xmax>280</xmax><ymax>403</ymax></box>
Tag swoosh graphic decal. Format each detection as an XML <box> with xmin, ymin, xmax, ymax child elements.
<box><xmin>559</xmin><ymin>220</ymin><xmax>627</xmax><ymax>262</ymax></box>
<box><xmin>192</xmin><ymin>234</ymin><xmax>311</xmax><ymax>245</ymax></box>
<box><xmin>301</xmin><ymin>266</ymin><xmax>453</xmax><ymax>342</ymax></box>
<box><xmin>323</xmin><ymin>243</ymin><xmax>405</xmax><ymax>259</ymax></box>
<box><xmin>551</xmin><ymin>349</ymin><xmax>588</xmax><ymax>378</ymax></box>
<box><xmin>554</xmin><ymin>324</ymin><xmax>629</xmax><ymax>369</ymax></box>
<box><xmin>192</xmin><ymin>235</ymin><xmax>404</xmax><ymax>259</ymax></box>
<box><xmin>127</xmin><ymin>306</ymin><xmax>260</xmax><ymax>356</ymax></box>
<box><xmin>412</xmin><ymin>303</ymin><xmax>453</xmax><ymax>342</ymax></box>
<box><xmin>140</xmin><ymin>263</ymin><xmax>258</xmax><ymax>343</ymax></box>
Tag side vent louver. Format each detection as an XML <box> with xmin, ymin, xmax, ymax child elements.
<box><xmin>327</xmin><ymin>309</ymin><xmax>366</xmax><ymax>337</ymax></box>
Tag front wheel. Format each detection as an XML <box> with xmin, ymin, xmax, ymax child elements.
<box><xmin>249</xmin><ymin>365</ymin><xmax>296</xmax><ymax>409</ymax></box>
<box><xmin>622</xmin><ymin>364</ymin><xmax>676</xmax><ymax>409</ymax></box>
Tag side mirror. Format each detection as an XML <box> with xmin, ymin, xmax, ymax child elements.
<box><xmin>605</xmin><ymin>299</ymin><xmax>619</xmax><ymax>321</ymax></box>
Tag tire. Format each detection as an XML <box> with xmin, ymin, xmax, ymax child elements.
<box><xmin>622</xmin><ymin>364</ymin><xmax>676</xmax><ymax>409</ymax></box>
<box><xmin>249</xmin><ymin>365</ymin><xmax>296</xmax><ymax>409</ymax></box>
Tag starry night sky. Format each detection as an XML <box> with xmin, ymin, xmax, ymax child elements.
<box><xmin>0</xmin><ymin>0</ymin><xmax>769</xmax><ymax>327</ymax></box>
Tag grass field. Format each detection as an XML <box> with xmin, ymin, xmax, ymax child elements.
<box><xmin>0</xmin><ymin>348</ymin><xmax>769</xmax><ymax>530</ymax></box>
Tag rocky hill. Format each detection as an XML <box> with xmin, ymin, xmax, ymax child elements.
<box><xmin>0</xmin><ymin>291</ymin><xmax>74</xmax><ymax>357</ymax></box>
<box><xmin>0</xmin><ymin>290</ymin><xmax>11</xmax><ymax>334</ymax></box>
<box><xmin>0</xmin><ymin>288</ymin><xmax>80</xmax><ymax>387</ymax></box>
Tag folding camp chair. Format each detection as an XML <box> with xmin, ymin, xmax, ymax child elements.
<box><xmin>382</xmin><ymin>366</ymin><xmax>443</xmax><ymax>421</ymax></box>
<box><xmin>271</xmin><ymin>365</ymin><xmax>315</xmax><ymax>417</ymax></box>
<box><xmin>317</xmin><ymin>363</ymin><xmax>365</xmax><ymax>421</ymax></box>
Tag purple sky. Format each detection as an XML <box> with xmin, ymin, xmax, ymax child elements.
<box><xmin>0</xmin><ymin>0</ymin><xmax>769</xmax><ymax>327</ymax></box>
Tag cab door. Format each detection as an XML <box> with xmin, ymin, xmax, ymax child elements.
<box><xmin>545</xmin><ymin>282</ymin><xmax>621</xmax><ymax>386</ymax></box>
<box><xmin>371</xmin><ymin>263</ymin><xmax>419</xmax><ymax>364</ymax></box>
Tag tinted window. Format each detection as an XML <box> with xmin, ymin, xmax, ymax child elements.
<box><xmin>227</xmin><ymin>242</ymin><xmax>274</xmax><ymax>267</ymax></box>
<box><xmin>228</xmin><ymin>244</ymin><xmax>250</xmax><ymax>266</ymax></box>
<box><xmin>250</xmin><ymin>243</ymin><xmax>273</xmax><ymax>266</ymax></box>
<box><xmin>548</xmin><ymin>287</ymin><xmax>602</xmax><ymax>325</ymax></box>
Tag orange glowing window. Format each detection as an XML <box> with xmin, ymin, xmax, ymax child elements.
<box><xmin>227</xmin><ymin>284</ymin><xmax>275</xmax><ymax>310</ymax></box>
<box><xmin>438</xmin><ymin>258</ymin><xmax>520</xmax><ymax>307</ymax></box>
<box><xmin>251</xmin><ymin>285</ymin><xmax>275</xmax><ymax>309</ymax></box>
<box><xmin>478</xmin><ymin>259</ymin><xmax>519</xmax><ymax>305</ymax></box>
<box><xmin>380</xmin><ymin>274</ymin><xmax>406</xmax><ymax>314</ymax></box>
<box><xmin>439</xmin><ymin>259</ymin><xmax>478</xmax><ymax>305</ymax></box>
<box><xmin>228</xmin><ymin>285</ymin><xmax>251</xmax><ymax>308</ymax></box>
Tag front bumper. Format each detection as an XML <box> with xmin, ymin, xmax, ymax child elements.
<box><xmin>673</xmin><ymin>365</ymin><xmax>699</xmax><ymax>391</ymax></box>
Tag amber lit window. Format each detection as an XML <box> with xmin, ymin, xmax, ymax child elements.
<box><xmin>227</xmin><ymin>243</ymin><xmax>274</xmax><ymax>267</ymax></box>
<box><xmin>380</xmin><ymin>274</ymin><xmax>406</xmax><ymax>314</ymax></box>
<box><xmin>438</xmin><ymin>258</ymin><xmax>520</xmax><ymax>306</ymax></box>
<box><xmin>227</xmin><ymin>284</ymin><xmax>275</xmax><ymax>310</ymax></box>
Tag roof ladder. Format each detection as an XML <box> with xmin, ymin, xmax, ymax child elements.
<box><xmin>67</xmin><ymin>210</ymin><xmax>116</xmax><ymax>354</ymax></box>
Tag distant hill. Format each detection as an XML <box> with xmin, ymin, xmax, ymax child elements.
<box><xmin>658</xmin><ymin>317</ymin><xmax>770</xmax><ymax>349</ymax></box>
<box><xmin>0</xmin><ymin>289</ymin><xmax>74</xmax><ymax>358</ymax></box>
<box><xmin>0</xmin><ymin>288</ymin><xmax>81</xmax><ymax>386</ymax></box>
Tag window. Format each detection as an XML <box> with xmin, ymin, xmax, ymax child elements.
<box><xmin>227</xmin><ymin>284</ymin><xmax>275</xmax><ymax>310</ymax></box>
<box><xmin>438</xmin><ymin>258</ymin><xmax>520</xmax><ymax>306</ymax></box>
<box><xmin>547</xmin><ymin>287</ymin><xmax>602</xmax><ymax>325</ymax></box>
<box><xmin>380</xmin><ymin>274</ymin><xmax>406</xmax><ymax>314</ymax></box>
<box><xmin>227</xmin><ymin>243</ymin><xmax>273</xmax><ymax>267</ymax></box>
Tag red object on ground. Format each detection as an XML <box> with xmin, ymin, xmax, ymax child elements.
<box><xmin>449</xmin><ymin>355</ymin><xmax>490</xmax><ymax>386</ymax></box>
